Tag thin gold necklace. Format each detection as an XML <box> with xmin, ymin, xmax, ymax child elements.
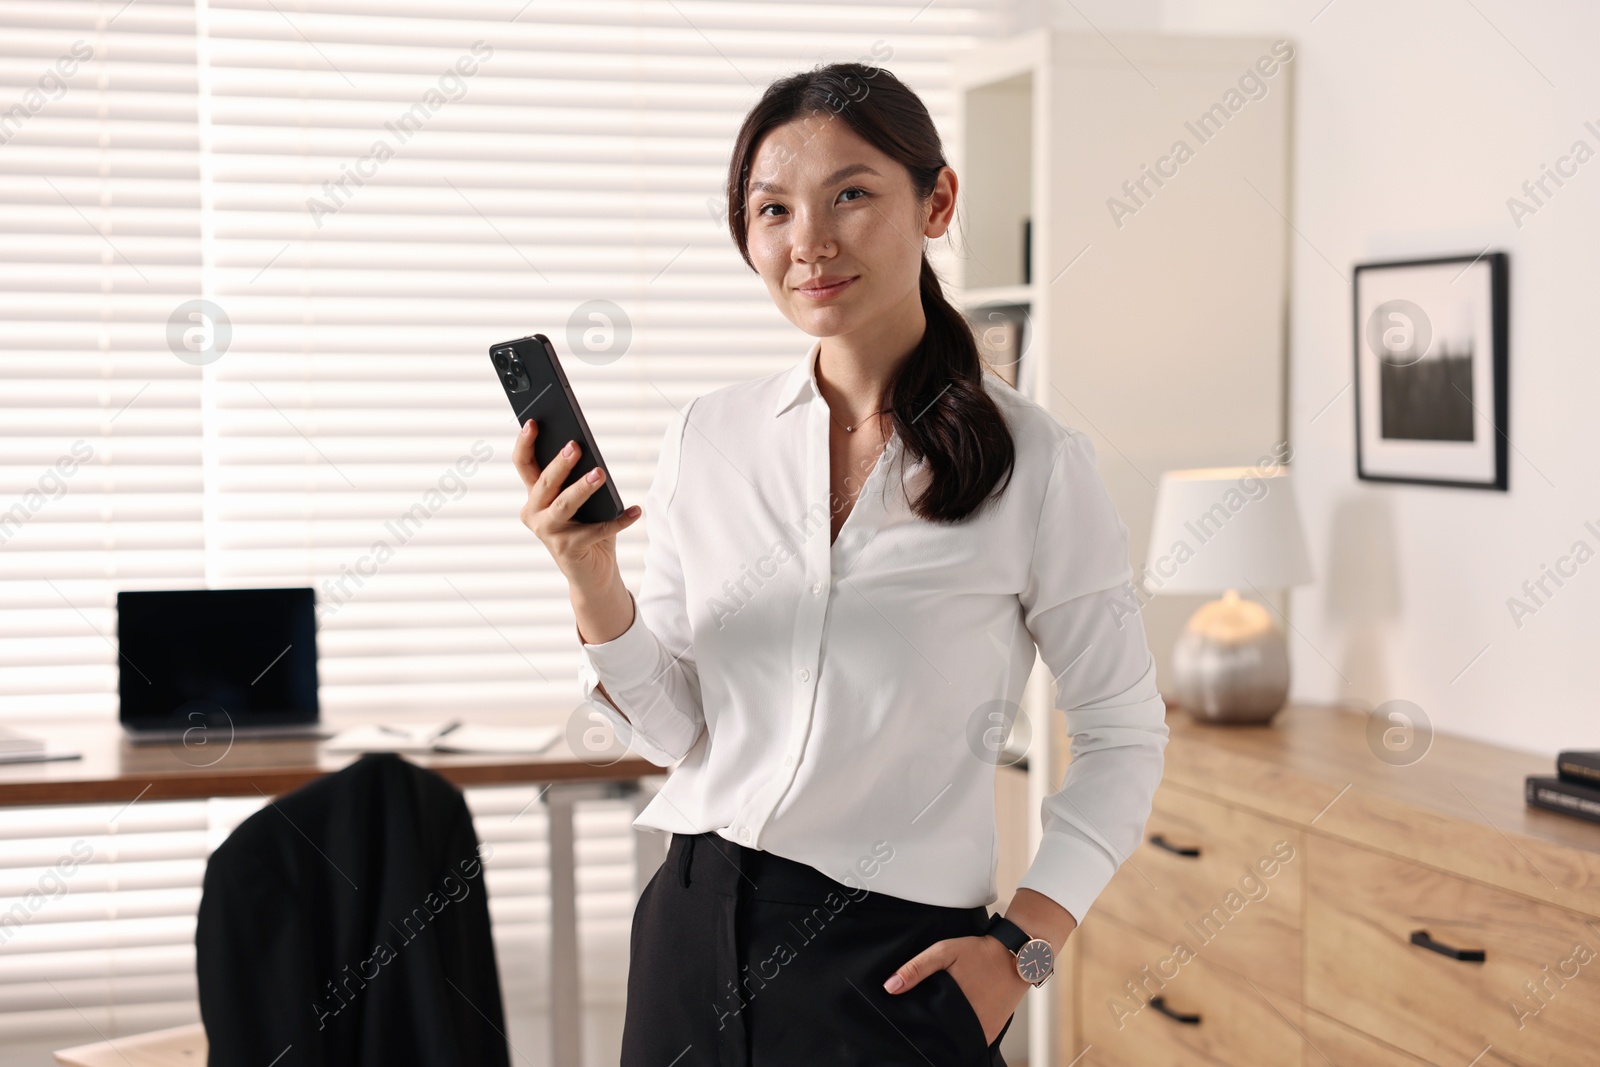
<box><xmin>831</xmin><ymin>408</ymin><xmax>889</xmax><ymax>433</ymax></box>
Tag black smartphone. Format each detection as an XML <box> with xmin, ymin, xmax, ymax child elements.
<box><xmin>490</xmin><ymin>333</ymin><xmax>623</xmax><ymax>524</ymax></box>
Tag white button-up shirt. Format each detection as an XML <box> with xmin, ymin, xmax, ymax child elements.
<box><xmin>578</xmin><ymin>339</ymin><xmax>1168</xmax><ymax>922</ymax></box>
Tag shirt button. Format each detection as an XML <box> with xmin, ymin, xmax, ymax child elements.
<box><xmin>739</xmin><ymin>827</ymin><xmax>751</xmax><ymax>843</ymax></box>
<box><xmin>811</xmin><ymin>582</ymin><xmax>823</xmax><ymax>596</ymax></box>
<box><xmin>798</xmin><ymin>668</ymin><xmax>810</xmax><ymax>682</ymax></box>
<box><xmin>784</xmin><ymin>755</ymin><xmax>794</xmax><ymax>767</ymax></box>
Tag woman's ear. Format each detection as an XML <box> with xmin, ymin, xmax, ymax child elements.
<box><xmin>923</xmin><ymin>166</ymin><xmax>958</xmax><ymax>240</ymax></box>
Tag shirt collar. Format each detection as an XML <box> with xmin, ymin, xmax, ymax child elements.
<box><xmin>771</xmin><ymin>338</ymin><xmax>824</xmax><ymax>418</ymax></box>
<box><xmin>768</xmin><ymin>338</ymin><xmax>910</xmax><ymax>467</ymax></box>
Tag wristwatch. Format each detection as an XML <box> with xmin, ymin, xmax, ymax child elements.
<box><xmin>982</xmin><ymin>913</ymin><xmax>1054</xmax><ymax>986</ymax></box>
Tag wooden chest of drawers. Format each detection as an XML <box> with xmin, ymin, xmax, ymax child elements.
<box><xmin>1054</xmin><ymin>703</ymin><xmax>1600</xmax><ymax>1067</ymax></box>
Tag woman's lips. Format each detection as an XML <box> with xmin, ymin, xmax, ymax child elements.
<box><xmin>795</xmin><ymin>276</ymin><xmax>857</xmax><ymax>301</ymax></box>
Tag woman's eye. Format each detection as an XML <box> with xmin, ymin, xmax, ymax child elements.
<box><xmin>755</xmin><ymin>188</ymin><xmax>865</xmax><ymax>218</ymax></box>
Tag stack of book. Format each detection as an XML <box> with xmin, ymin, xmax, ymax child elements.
<box><xmin>1526</xmin><ymin>751</ymin><xmax>1600</xmax><ymax>826</ymax></box>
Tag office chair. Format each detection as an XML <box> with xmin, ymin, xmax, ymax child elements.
<box><xmin>195</xmin><ymin>752</ymin><xmax>511</xmax><ymax>1067</ymax></box>
<box><xmin>54</xmin><ymin>754</ymin><xmax>510</xmax><ymax>1067</ymax></box>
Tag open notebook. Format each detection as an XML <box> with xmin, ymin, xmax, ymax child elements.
<box><xmin>322</xmin><ymin>721</ymin><xmax>561</xmax><ymax>755</ymax></box>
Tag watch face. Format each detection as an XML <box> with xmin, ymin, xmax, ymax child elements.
<box><xmin>1017</xmin><ymin>938</ymin><xmax>1053</xmax><ymax>984</ymax></box>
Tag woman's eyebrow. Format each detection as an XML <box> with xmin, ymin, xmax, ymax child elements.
<box><xmin>750</xmin><ymin>163</ymin><xmax>881</xmax><ymax>195</ymax></box>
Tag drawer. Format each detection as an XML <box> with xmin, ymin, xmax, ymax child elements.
<box><xmin>1306</xmin><ymin>835</ymin><xmax>1600</xmax><ymax>1066</ymax></box>
<box><xmin>1094</xmin><ymin>783</ymin><xmax>1303</xmax><ymax>996</ymax></box>
<box><xmin>1301</xmin><ymin>1008</ymin><xmax>1436</xmax><ymax>1066</ymax></box>
<box><xmin>1078</xmin><ymin>910</ymin><xmax>1302</xmax><ymax>1067</ymax></box>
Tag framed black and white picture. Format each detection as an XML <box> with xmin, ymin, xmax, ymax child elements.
<box><xmin>1353</xmin><ymin>252</ymin><xmax>1509</xmax><ymax>490</ymax></box>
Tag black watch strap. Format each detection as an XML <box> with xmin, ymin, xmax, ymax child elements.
<box><xmin>982</xmin><ymin>912</ymin><xmax>1030</xmax><ymax>955</ymax></box>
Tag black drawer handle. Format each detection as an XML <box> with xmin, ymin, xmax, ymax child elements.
<box><xmin>1150</xmin><ymin>996</ymin><xmax>1201</xmax><ymax>1025</ymax></box>
<box><xmin>1149</xmin><ymin>833</ymin><xmax>1201</xmax><ymax>858</ymax></box>
<box><xmin>1409</xmin><ymin>929</ymin><xmax>1486</xmax><ymax>962</ymax></box>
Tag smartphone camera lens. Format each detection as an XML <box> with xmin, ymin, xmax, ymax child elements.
<box><xmin>492</xmin><ymin>349</ymin><xmax>511</xmax><ymax>371</ymax></box>
<box><xmin>508</xmin><ymin>358</ymin><xmax>532</xmax><ymax>392</ymax></box>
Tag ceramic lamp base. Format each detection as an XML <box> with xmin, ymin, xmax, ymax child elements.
<box><xmin>1171</xmin><ymin>589</ymin><xmax>1289</xmax><ymax>724</ymax></box>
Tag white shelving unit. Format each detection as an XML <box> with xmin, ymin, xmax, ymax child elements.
<box><xmin>959</xmin><ymin>285</ymin><xmax>1037</xmax><ymax>306</ymax></box>
<box><xmin>953</xmin><ymin>27</ymin><xmax>1295</xmax><ymax>1065</ymax></box>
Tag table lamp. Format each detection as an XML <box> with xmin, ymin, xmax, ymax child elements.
<box><xmin>1143</xmin><ymin>465</ymin><xmax>1313</xmax><ymax>724</ymax></box>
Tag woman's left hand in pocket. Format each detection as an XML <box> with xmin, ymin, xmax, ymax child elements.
<box><xmin>882</xmin><ymin>934</ymin><xmax>1030</xmax><ymax>1046</ymax></box>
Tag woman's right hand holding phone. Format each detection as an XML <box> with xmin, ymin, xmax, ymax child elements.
<box><xmin>514</xmin><ymin>419</ymin><xmax>642</xmax><ymax>645</ymax></box>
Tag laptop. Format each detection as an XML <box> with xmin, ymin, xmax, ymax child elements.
<box><xmin>117</xmin><ymin>587</ymin><xmax>327</xmax><ymax>742</ymax></box>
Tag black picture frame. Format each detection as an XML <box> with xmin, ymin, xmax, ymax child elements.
<box><xmin>1352</xmin><ymin>252</ymin><xmax>1509</xmax><ymax>491</ymax></box>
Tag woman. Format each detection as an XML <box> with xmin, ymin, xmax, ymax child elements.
<box><xmin>515</xmin><ymin>62</ymin><xmax>1168</xmax><ymax>1066</ymax></box>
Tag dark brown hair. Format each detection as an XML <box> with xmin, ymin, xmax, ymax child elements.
<box><xmin>724</xmin><ymin>62</ymin><xmax>1015</xmax><ymax>524</ymax></box>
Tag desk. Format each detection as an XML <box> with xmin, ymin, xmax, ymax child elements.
<box><xmin>0</xmin><ymin>712</ymin><xmax>664</xmax><ymax>1067</ymax></box>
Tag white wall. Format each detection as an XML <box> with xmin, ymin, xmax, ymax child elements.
<box><xmin>1021</xmin><ymin>0</ymin><xmax>1600</xmax><ymax>757</ymax></box>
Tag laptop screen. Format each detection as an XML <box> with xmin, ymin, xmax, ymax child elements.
<box><xmin>116</xmin><ymin>587</ymin><xmax>320</xmax><ymax>731</ymax></box>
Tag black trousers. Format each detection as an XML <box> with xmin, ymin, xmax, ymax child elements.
<box><xmin>622</xmin><ymin>830</ymin><xmax>1014</xmax><ymax>1067</ymax></box>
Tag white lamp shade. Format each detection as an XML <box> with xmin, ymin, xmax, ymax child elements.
<box><xmin>1143</xmin><ymin>465</ymin><xmax>1313</xmax><ymax>595</ymax></box>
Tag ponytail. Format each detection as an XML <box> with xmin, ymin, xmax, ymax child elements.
<box><xmin>876</xmin><ymin>257</ymin><xmax>1015</xmax><ymax>522</ymax></box>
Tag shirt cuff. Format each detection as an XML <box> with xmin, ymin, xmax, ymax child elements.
<box><xmin>579</xmin><ymin>671</ymin><xmax>681</xmax><ymax>767</ymax></box>
<box><xmin>1013</xmin><ymin>830</ymin><xmax>1122</xmax><ymax>929</ymax></box>
<box><xmin>573</xmin><ymin>598</ymin><xmax>691</xmax><ymax>767</ymax></box>
<box><xmin>576</xmin><ymin>593</ymin><xmax>659</xmax><ymax>690</ymax></box>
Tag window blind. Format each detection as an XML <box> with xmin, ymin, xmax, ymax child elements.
<box><xmin>0</xmin><ymin>797</ymin><xmax>217</xmax><ymax>1048</ymax></box>
<box><xmin>195</xmin><ymin>0</ymin><xmax>1004</xmax><ymax>717</ymax></box>
<box><xmin>1</xmin><ymin>0</ymin><xmax>1004</xmax><ymax>721</ymax></box>
<box><xmin>0</xmin><ymin>0</ymin><xmax>206</xmax><ymax>718</ymax></box>
<box><xmin>0</xmin><ymin>0</ymin><xmax>1005</xmax><ymax>1055</ymax></box>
